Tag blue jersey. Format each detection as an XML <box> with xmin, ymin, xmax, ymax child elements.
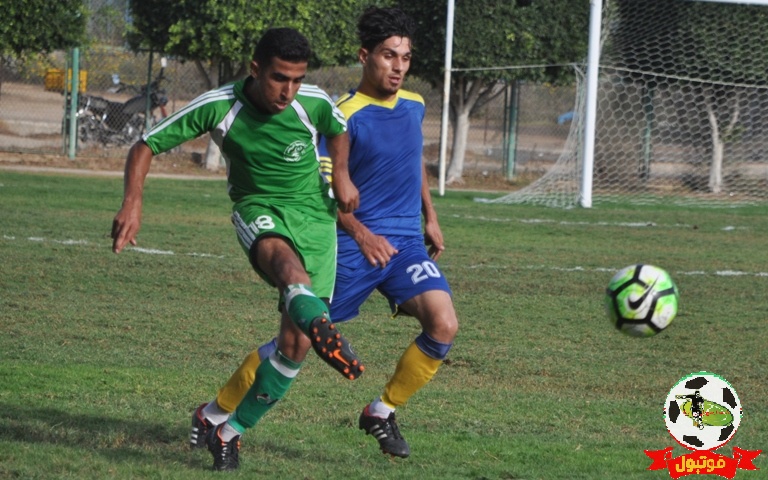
<box><xmin>319</xmin><ymin>89</ymin><xmax>452</xmax><ymax>320</ymax></box>
<box><xmin>330</xmin><ymin>89</ymin><xmax>425</xmax><ymax>243</ymax></box>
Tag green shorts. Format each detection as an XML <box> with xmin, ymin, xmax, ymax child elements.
<box><xmin>231</xmin><ymin>199</ymin><xmax>337</xmax><ymax>299</ymax></box>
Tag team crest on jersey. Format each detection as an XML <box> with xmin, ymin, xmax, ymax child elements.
<box><xmin>284</xmin><ymin>141</ymin><xmax>308</xmax><ymax>162</ymax></box>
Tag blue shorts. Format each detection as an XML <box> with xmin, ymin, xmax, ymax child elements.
<box><xmin>330</xmin><ymin>235</ymin><xmax>452</xmax><ymax>322</ymax></box>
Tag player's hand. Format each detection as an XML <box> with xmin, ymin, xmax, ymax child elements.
<box><xmin>359</xmin><ymin>233</ymin><xmax>398</xmax><ymax>268</ymax></box>
<box><xmin>424</xmin><ymin>221</ymin><xmax>445</xmax><ymax>261</ymax></box>
<box><xmin>111</xmin><ymin>202</ymin><xmax>142</xmax><ymax>253</ymax></box>
<box><xmin>332</xmin><ymin>176</ymin><xmax>359</xmax><ymax>213</ymax></box>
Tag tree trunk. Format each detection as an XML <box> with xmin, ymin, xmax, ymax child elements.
<box><xmin>709</xmin><ymin>137</ymin><xmax>724</xmax><ymax>194</ymax></box>
<box><xmin>446</xmin><ymin>109</ymin><xmax>471</xmax><ymax>184</ymax></box>
<box><xmin>204</xmin><ymin>138</ymin><xmax>222</xmax><ymax>172</ymax></box>
<box><xmin>194</xmin><ymin>58</ymin><xmax>219</xmax><ymax>90</ymax></box>
<box><xmin>705</xmin><ymin>93</ymin><xmax>740</xmax><ymax>194</ymax></box>
<box><xmin>198</xmin><ymin>59</ymin><xmax>223</xmax><ymax>171</ymax></box>
<box><xmin>445</xmin><ymin>79</ymin><xmax>484</xmax><ymax>185</ymax></box>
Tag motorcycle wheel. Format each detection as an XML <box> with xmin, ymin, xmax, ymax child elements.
<box><xmin>77</xmin><ymin>117</ymin><xmax>94</xmax><ymax>145</ymax></box>
<box><xmin>120</xmin><ymin>115</ymin><xmax>145</xmax><ymax>145</ymax></box>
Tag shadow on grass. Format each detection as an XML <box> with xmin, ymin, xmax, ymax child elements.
<box><xmin>0</xmin><ymin>402</ymin><xmax>311</xmax><ymax>471</ymax></box>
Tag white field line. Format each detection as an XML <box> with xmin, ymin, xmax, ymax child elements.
<box><xmin>450</xmin><ymin>214</ymin><xmax>747</xmax><ymax>231</ymax></box>
<box><xmin>463</xmin><ymin>263</ymin><xmax>768</xmax><ymax>278</ymax></box>
<box><xmin>3</xmin><ymin>234</ymin><xmax>767</xmax><ymax>278</ymax></box>
<box><xmin>3</xmin><ymin>235</ymin><xmax>225</xmax><ymax>259</ymax></box>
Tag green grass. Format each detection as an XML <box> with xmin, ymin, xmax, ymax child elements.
<box><xmin>1</xmin><ymin>171</ymin><xmax>766</xmax><ymax>479</ymax></box>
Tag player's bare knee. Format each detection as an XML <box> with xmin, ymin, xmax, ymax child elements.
<box><xmin>420</xmin><ymin>307</ymin><xmax>458</xmax><ymax>343</ymax></box>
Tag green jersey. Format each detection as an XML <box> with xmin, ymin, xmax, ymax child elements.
<box><xmin>144</xmin><ymin>78</ymin><xmax>347</xmax><ymax>210</ymax></box>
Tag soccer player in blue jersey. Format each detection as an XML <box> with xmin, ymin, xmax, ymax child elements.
<box><xmin>190</xmin><ymin>7</ymin><xmax>458</xmax><ymax>463</ymax></box>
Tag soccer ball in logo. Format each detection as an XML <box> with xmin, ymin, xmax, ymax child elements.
<box><xmin>664</xmin><ymin>372</ymin><xmax>741</xmax><ymax>451</ymax></box>
<box><xmin>604</xmin><ymin>264</ymin><xmax>679</xmax><ymax>337</ymax></box>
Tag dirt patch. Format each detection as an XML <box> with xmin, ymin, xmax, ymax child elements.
<box><xmin>0</xmin><ymin>150</ymin><xmax>221</xmax><ymax>178</ymax></box>
<box><xmin>0</xmin><ymin>149</ymin><xmax>529</xmax><ymax>192</ymax></box>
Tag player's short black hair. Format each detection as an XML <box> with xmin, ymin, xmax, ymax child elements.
<box><xmin>253</xmin><ymin>28</ymin><xmax>312</xmax><ymax>66</ymax></box>
<box><xmin>357</xmin><ymin>6</ymin><xmax>415</xmax><ymax>52</ymax></box>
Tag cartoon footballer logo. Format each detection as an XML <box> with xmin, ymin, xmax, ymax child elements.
<box><xmin>645</xmin><ymin>372</ymin><xmax>761</xmax><ymax>478</ymax></box>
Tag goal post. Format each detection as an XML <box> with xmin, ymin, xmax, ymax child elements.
<box><xmin>579</xmin><ymin>0</ymin><xmax>603</xmax><ymax>208</ymax></box>
<box><xmin>483</xmin><ymin>0</ymin><xmax>768</xmax><ymax>208</ymax></box>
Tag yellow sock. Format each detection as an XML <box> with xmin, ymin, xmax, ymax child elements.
<box><xmin>381</xmin><ymin>341</ymin><xmax>442</xmax><ymax>408</ymax></box>
<box><xmin>216</xmin><ymin>350</ymin><xmax>261</xmax><ymax>413</ymax></box>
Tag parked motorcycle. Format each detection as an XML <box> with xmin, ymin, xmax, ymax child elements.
<box><xmin>73</xmin><ymin>58</ymin><xmax>169</xmax><ymax>146</ymax></box>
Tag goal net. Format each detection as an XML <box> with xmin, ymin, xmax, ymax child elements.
<box><xmin>484</xmin><ymin>0</ymin><xmax>768</xmax><ymax>207</ymax></box>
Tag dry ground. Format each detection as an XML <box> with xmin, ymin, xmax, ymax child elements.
<box><xmin>0</xmin><ymin>150</ymin><xmax>526</xmax><ymax>192</ymax></box>
<box><xmin>0</xmin><ymin>81</ymin><xmax>558</xmax><ymax>191</ymax></box>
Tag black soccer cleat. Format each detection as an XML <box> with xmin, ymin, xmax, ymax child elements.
<box><xmin>359</xmin><ymin>405</ymin><xmax>410</xmax><ymax>458</ymax></box>
<box><xmin>309</xmin><ymin>316</ymin><xmax>364</xmax><ymax>380</ymax></box>
<box><xmin>206</xmin><ymin>423</ymin><xmax>241</xmax><ymax>471</ymax></box>
<box><xmin>190</xmin><ymin>403</ymin><xmax>213</xmax><ymax>449</ymax></box>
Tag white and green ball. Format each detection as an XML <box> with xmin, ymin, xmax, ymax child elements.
<box><xmin>605</xmin><ymin>264</ymin><xmax>679</xmax><ymax>337</ymax></box>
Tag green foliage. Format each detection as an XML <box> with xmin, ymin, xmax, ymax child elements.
<box><xmin>126</xmin><ymin>0</ymin><xmax>178</xmax><ymax>52</ymax></box>
<box><xmin>1</xmin><ymin>171</ymin><xmax>767</xmax><ymax>478</ymax></box>
<box><xmin>0</xmin><ymin>0</ymin><xmax>87</xmax><ymax>56</ymax></box>
<box><xmin>280</xmin><ymin>0</ymin><xmax>367</xmax><ymax>67</ymax></box>
<box><xmin>88</xmin><ymin>0</ymin><xmax>130</xmax><ymax>46</ymax></box>
<box><xmin>608</xmin><ymin>0</ymin><xmax>768</xmax><ymax>159</ymax></box>
<box><xmin>679</xmin><ymin>3</ymin><xmax>768</xmax><ymax>85</ymax></box>
<box><xmin>399</xmin><ymin>0</ymin><xmax>589</xmax><ymax>86</ymax></box>
<box><xmin>127</xmin><ymin>0</ymin><xmax>369</xmax><ymax>81</ymax></box>
<box><xmin>614</xmin><ymin>0</ymin><xmax>768</xmax><ymax>85</ymax></box>
<box><xmin>165</xmin><ymin>0</ymin><xmax>265</xmax><ymax>65</ymax></box>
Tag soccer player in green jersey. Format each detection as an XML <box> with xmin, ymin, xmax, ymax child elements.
<box><xmin>189</xmin><ymin>7</ymin><xmax>459</xmax><ymax>466</ymax></box>
<box><xmin>111</xmin><ymin>28</ymin><xmax>364</xmax><ymax>471</ymax></box>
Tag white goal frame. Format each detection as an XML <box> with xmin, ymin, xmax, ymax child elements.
<box><xmin>439</xmin><ymin>0</ymin><xmax>768</xmax><ymax>205</ymax></box>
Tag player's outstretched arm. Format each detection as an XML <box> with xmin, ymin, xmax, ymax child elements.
<box><xmin>420</xmin><ymin>162</ymin><xmax>445</xmax><ymax>260</ymax></box>
<box><xmin>326</xmin><ymin>132</ymin><xmax>359</xmax><ymax>213</ymax></box>
<box><xmin>111</xmin><ymin>142</ymin><xmax>154</xmax><ymax>253</ymax></box>
<box><xmin>337</xmin><ymin>211</ymin><xmax>398</xmax><ymax>268</ymax></box>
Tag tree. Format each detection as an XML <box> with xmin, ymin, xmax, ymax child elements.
<box><xmin>88</xmin><ymin>0</ymin><xmax>130</xmax><ymax>47</ymax></box>
<box><xmin>398</xmin><ymin>0</ymin><xmax>589</xmax><ymax>184</ymax></box>
<box><xmin>0</xmin><ymin>0</ymin><xmax>87</xmax><ymax>55</ymax></box>
<box><xmin>127</xmin><ymin>0</ymin><xmax>365</xmax><ymax>170</ymax></box>
<box><xmin>128</xmin><ymin>0</ymin><xmax>363</xmax><ymax>90</ymax></box>
<box><xmin>0</xmin><ymin>0</ymin><xmax>87</xmax><ymax>96</ymax></box>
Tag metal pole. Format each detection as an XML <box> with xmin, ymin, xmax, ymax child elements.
<box><xmin>506</xmin><ymin>81</ymin><xmax>520</xmax><ymax>180</ymax></box>
<box><xmin>67</xmin><ymin>48</ymin><xmax>80</xmax><ymax>160</ymax></box>
<box><xmin>144</xmin><ymin>51</ymin><xmax>154</xmax><ymax>132</ymax></box>
<box><xmin>62</xmin><ymin>54</ymin><xmax>69</xmax><ymax>155</ymax></box>
<box><xmin>438</xmin><ymin>0</ymin><xmax>455</xmax><ymax>196</ymax></box>
<box><xmin>579</xmin><ymin>0</ymin><xmax>602</xmax><ymax>208</ymax></box>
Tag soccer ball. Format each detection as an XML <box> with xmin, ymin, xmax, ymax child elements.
<box><xmin>605</xmin><ymin>264</ymin><xmax>679</xmax><ymax>337</ymax></box>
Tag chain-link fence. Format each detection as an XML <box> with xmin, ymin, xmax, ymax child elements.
<box><xmin>0</xmin><ymin>0</ymin><xmax>577</xmax><ymax>176</ymax></box>
<box><xmin>0</xmin><ymin>46</ymin><xmax>575</xmax><ymax>176</ymax></box>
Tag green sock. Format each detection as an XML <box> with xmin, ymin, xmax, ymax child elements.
<box><xmin>229</xmin><ymin>351</ymin><xmax>301</xmax><ymax>431</ymax></box>
<box><xmin>283</xmin><ymin>284</ymin><xmax>329</xmax><ymax>335</ymax></box>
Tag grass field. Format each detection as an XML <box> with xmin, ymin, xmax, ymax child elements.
<box><xmin>1</xmin><ymin>170</ymin><xmax>766</xmax><ymax>479</ymax></box>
